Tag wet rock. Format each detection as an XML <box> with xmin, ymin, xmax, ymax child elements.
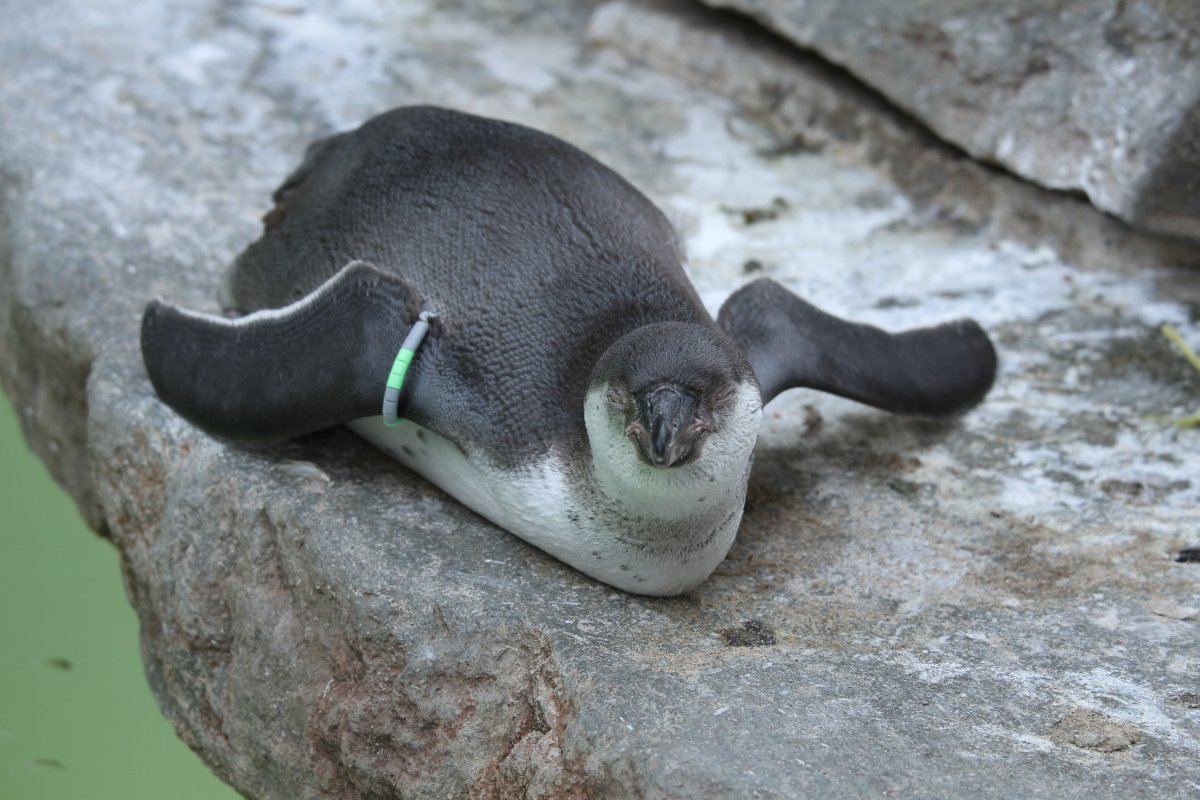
<box><xmin>719</xmin><ymin>619</ymin><xmax>777</xmax><ymax>647</ymax></box>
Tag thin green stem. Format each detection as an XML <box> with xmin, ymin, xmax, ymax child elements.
<box><xmin>1162</xmin><ymin>325</ymin><xmax>1200</xmax><ymax>428</ymax></box>
<box><xmin>1162</xmin><ymin>324</ymin><xmax>1200</xmax><ymax>374</ymax></box>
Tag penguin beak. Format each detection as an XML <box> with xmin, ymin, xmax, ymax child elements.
<box><xmin>629</xmin><ymin>385</ymin><xmax>705</xmax><ymax>468</ymax></box>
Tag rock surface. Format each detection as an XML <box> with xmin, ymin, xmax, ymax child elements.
<box><xmin>699</xmin><ymin>0</ymin><xmax>1200</xmax><ymax>242</ymax></box>
<box><xmin>3</xmin><ymin>0</ymin><xmax>1200</xmax><ymax>798</ymax></box>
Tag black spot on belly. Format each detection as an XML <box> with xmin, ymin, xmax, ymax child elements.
<box><xmin>591</xmin><ymin>550</ymin><xmax>601</xmax><ymax>559</ymax></box>
<box><xmin>402</xmin><ymin>445</ymin><xmax>415</xmax><ymax>457</ymax></box>
<box><xmin>416</xmin><ymin>429</ymin><xmax>427</xmax><ymax>442</ymax></box>
<box><xmin>620</xmin><ymin>563</ymin><xmax>630</xmax><ymax>572</ymax></box>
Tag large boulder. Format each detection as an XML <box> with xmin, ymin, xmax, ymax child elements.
<box><xmin>700</xmin><ymin>0</ymin><xmax>1200</xmax><ymax>241</ymax></box>
<box><xmin>3</xmin><ymin>0</ymin><xmax>1199</xmax><ymax>797</ymax></box>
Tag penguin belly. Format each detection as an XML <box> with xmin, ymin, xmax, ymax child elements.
<box><xmin>346</xmin><ymin>418</ymin><xmax>742</xmax><ymax>595</ymax></box>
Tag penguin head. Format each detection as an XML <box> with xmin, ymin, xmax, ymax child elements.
<box><xmin>588</xmin><ymin>322</ymin><xmax>761</xmax><ymax>471</ymax></box>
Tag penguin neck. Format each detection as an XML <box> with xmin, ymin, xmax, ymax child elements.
<box><xmin>582</xmin><ymin>382</ymin><xmax>763</xmax><ymax>521</ymax></box>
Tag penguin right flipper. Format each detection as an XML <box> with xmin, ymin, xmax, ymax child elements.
<box><xmin>142</xmin><ymin>260</ymin><xmax>427</xmax><ymax>439</ymax></box>
<box><xmin>717</xmin><ymin>278</ymin><xmax>997</xmax><ymax>414</ymax></box>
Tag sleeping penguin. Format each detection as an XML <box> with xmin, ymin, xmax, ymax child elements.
<box><xmin>141</xmin><ymin>106</ymin><xmax>996</xmax><ymax>596</ymax></box>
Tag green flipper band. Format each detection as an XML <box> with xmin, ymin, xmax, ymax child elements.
<box><xmin>382</xmin><ymin>310</ymin><xmax>434</xmax><ymax>426</ymax></box>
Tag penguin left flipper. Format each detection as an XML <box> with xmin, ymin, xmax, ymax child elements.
<box><xmin>141</xmin><ymin>260</ymin><xmax>426</xmax><ymax>439</ymax></box>
<box><xmin>717</xmin><ymin>277</ymin><xmax>997</xmax><ymax>414</ymax></box>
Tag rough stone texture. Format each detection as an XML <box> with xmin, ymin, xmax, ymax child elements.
<box><xmin>3</xmin><ymin>0</ymin><xmax>1200</xmax><ymax>798</ymax></box>
<box><xmin>699</xmin><ymin>0</ymin><xmax>1200</xmax><ymax>242</ymax></box>
<box><xmin>1050</xmin><ymin>708</ymin><xmax>1144</xmax><ymax>754</ymax></box>
<box><xmin>590</xmin><ymin>0</ymin><xmax>1198</xmax><ymax>274</ymax></box>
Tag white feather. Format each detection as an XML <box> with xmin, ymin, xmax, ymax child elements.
<box><xmin>347</xmin><ymin>381</ymin><xmax>762</xmax><ymax>595</ymax></box>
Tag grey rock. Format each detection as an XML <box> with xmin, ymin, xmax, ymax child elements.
<box><xmin>3</xmin><ymin>0</ymin><xmax>1200</xmax><ymax>798</ymax></box>
<box><xmin>698</xmin><ymin>0</ymin><xmax>1200</xmax><ymax>241</ymax></box>
<box><xmin>590</xmin><ymin>0</ymin><xmax>1197</xmax><ymax>274</ymax></box>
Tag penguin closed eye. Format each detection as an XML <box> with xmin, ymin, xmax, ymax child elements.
<box><xmin>141</xmin><ymin>105</ymin><xmax>996</xmax><ymax>596</ymax></box>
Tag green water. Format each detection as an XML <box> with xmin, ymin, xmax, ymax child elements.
<box><xmin>0</xmin><ymin>390</ymin><xmax>241</xmax><ymax>800</ymax></box>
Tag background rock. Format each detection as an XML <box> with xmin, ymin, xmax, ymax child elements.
<box><xmin>699</xmin><ymin>0</ymin><xmax>1200</xmax><ymax>242</ymax></box>
<box><xmin>3</xmin><ymin>0</ymin><xmax>1200</xmax><ymax>797</ymax></box>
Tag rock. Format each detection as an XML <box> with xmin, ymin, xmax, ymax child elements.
<box><xmin>697</xmin><ymin>0</ymin><xmax>1200</xmax><ymax>242</ymax></box>
<box><xmin>588</xmin><ymin>0</ymin><xmax>1198</xmax><ymax>272</ymax></box>
<box><xmin>3</xmin><ymin>0</ymin><xmax>1200</xmax><ymax>798</ymax></box>
<box><xmin>1050</xmin><ymin>709</ymin><xmax>1142</xmax><ymax>754</ymax></box>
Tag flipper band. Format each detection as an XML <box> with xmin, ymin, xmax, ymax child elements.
<box><xmin>382</xmin><ymin>310</ymin><xmax>434</xmax><ymax>426</ymax></box>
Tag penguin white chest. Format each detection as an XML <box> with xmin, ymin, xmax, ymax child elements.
<box><xmin>346</xmin><ymin>418</ymin><xmax>579</xmax><ymax>559</ymax></box>
<box><xmin>345</xmin><ymin>411</ymin><xmax>755</xmax><ymax>596</ymax></box>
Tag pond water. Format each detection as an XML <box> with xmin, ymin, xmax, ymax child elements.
<box><xmin>0</xmin><ymin>392</ymin><xmax>241</xmax><ymax>799</ymax></box>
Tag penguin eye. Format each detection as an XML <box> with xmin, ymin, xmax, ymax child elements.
<box><xmin>711</xmin><ymin>385</ymin><xmax>736</xmax><ymax>406</ymax></box>
<box><xmin>606</xmin><ymin>387</ymin><xmax>629</xmax><ymax>410</ymax></box>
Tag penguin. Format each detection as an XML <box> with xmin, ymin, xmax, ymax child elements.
<box><xmin>141</xmin><ymin>106</ymin><xmax>996</xmax><ymax>596</ymax></box>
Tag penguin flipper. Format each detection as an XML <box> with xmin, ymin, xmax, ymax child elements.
<box><xmin>717</xmin><ymin>278</ymin><xmax>997</xmax><ymax>414</ymax></box>
<box><xmin>142</xmin><ymin>260</ymin><xmax>426</xmax><ymax>439</ymax></box>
